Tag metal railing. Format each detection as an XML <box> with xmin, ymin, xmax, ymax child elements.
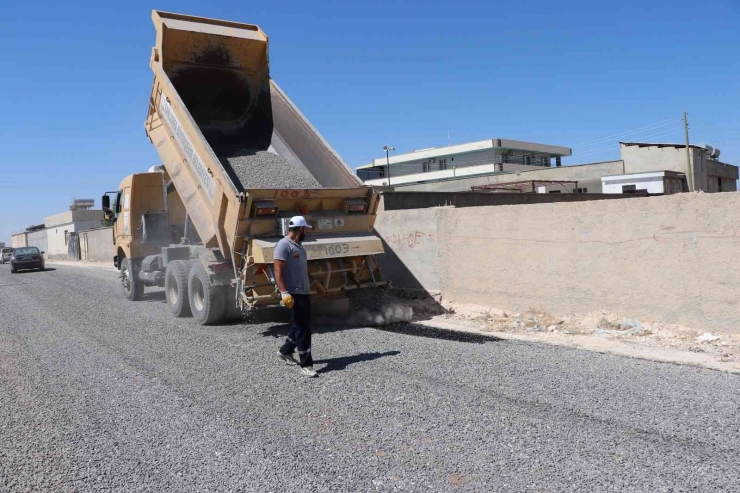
<box><xmin>358</xmin><ymin>154</ymin><xmax>554</xmax><ymax>181</ymax></box>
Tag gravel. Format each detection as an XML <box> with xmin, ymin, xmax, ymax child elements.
<box><xmin>349</xmin><ymin>287</ymin><xmax>389</xmax><ymax>311</ymax></box>
<box><xmin>219</xmin><ymin>149</ymin><xmax>320</xmax><ymax>189</ymax></box>
<box><xmin>2</xmin><ymin>264</ymin><xmax>740</xmax><ymax>492</ymax></box>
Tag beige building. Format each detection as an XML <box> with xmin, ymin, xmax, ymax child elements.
<box><xmin>44</xmin><ymin>210</ymin><xmax>104</xmax><ymax>259</ymax></box>
<box><xmin>11</xmin><ymin>232</ymin><xmax>27</xmax><ymax>248</ymax></box>
<box><xmin>619</xmin><ymin>142</ymin><xmax>736</xmax><ymax>193</ymax></box>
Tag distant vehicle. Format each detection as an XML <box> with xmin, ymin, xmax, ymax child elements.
<box><xmin>0</xmin><ymin>248</ymin><xmax>13</xmax><ymax>264</ymax></box>
<box><xmin>10</xmin><ymin>247</ymin><xmax>45</xmax><ymax>273</ymax></box>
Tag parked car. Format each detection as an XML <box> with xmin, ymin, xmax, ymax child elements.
<box><xmin>0</xmin><ymin>248</ymin><xmax>13</xmax><ymax>264</ymax></box>
<box><xmin>10</xmin><ymin>246</ymin><xmax>45</xmax><ymax>273</ymax></box>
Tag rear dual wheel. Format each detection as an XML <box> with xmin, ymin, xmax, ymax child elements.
<box><xmin>163</xmin><ymin>260</ymin><xmax>239</xmax><ymax>326</ymax></box>
<box><xmin>165</xmin><ymin>260</ymin><xmax>194</xmax><ymax>317</ymax></box>
<box><xmin>188</xmin><ymin>262</ymin><xmax>225</xmax><ymax>326</ymax></box>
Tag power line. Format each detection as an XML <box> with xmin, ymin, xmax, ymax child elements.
<box><xmin>571</xmin><ymin>127</ymin><xmax>683</xmax><ymax>160</ymax></box>
<box><xmin>571</xmin><ymin>117</ymin><xmax>681</xmax><ymax>149</ymax></box>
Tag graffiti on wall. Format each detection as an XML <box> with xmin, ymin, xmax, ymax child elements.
<box><xmin>383</xmin><ymin>230</ymin><xmax>434</xmax><ymax>249</ymax></box>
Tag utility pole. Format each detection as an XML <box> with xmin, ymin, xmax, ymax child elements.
<box><xmin>683</xmin><ymin>112</ymin><xmax>694</xmax><ymax>192</ymax></box>
<box><xmin>383</xmin><ymin>145</ymin><xmax>395</xmax><ymax>186</ymax></box>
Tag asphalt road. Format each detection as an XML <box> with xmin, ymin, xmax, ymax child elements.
<box><xmin>1</xmin><ymin>264</ymin><xmax>739</xmax><ymax>492</ymax></box>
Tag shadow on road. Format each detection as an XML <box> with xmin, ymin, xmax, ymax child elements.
<box><xmin>375</xmin><ymin>323</ymin><xmax>503</xmax><ymax>344</ymax></box>
<box><xmin>141</xmin><ymin>291</ymin><xmax>166</xmax><ymax>303</ymax></box>
<box><xmin>261</xmin><ymin>322</ymin><xmax>502</xmax><ymax>345</ymax></box>
<box><xmin>315</xmin><ymin>351</ymin><xmax>401</xmax><ymax>374</ymax></box>
<box><xmin>10</xmin><ymin>268</ymin><xmax>57</xmax><ymax>274</ymax></box>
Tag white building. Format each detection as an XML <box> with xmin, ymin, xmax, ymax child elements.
<box><xmin>44</xmin><ymin>210</ymin><xmax>104</xmax><ymax>259</ymax></box>
<box><xmin>601</xmin><ymin>171</ymin><xmax>686</xmax><ymax>195</ymax></box>
<box><xmin>357</xmin><ymin>138</ymin><xmax>572</xmax><ymax>186</ymax></box>
<box><xmin>365</xmin><ymin>140</ymin><xmax>737</xmax><ymax>195</ymax></box>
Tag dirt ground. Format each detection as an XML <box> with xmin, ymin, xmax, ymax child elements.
<box><xmin>48</xmin><ymin>260</ymin><xmax>117</xmax><ymax>271</ymax></box>
<box><xmin>396</xmin><ymin>293</ymin><xmax>740</xmax><ymax>374</ymax></box>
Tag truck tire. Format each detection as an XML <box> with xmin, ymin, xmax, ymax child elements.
<box><xmin>121</xmin><ymin>258</ymin><xmax>144</xmax><ymax>301</ymax></box>
<box><xmin>188</xmin><ymin>262</ymin><xmax>225</xmax><ymax>325</ymax></box>
<box><xmin>165</xmin><ymin>260</ymin><xmax>192</xmax><ymax>317</ymax></box>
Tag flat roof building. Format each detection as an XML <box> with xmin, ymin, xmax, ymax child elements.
<box><xmin>363</xmin><ymin>140</ymin><xmax>737</xmax><ymax>195</ymax></box>
<box><xmin>357</xmin><ymin>138</ymin><xmax>572</xmax><ymax>186</ymax></box>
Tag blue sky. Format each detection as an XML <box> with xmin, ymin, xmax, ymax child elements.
<box><xmin>1</xmin><ymin>0</ymin><xmax>738</xmax><ymax>243</ymax></box>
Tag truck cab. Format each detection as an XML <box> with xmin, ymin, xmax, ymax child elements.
<box><xmin>104</xmin><ymin>171</ymin><xmax>187</xmax><ymax>268</ymax></box>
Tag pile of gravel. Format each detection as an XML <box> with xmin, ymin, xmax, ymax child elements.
<box><xmin>219</xmin><ymin>150</ymin><xmax>320</xmax><ymax>189</ymax></box>
<box><xmin>349</xmin><ymin>288</ymin><xmax>388</xmax><ymax>312</ymax></box>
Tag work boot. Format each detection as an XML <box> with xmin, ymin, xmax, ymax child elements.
<box><xmin>278</xmin><ymin>350</ymin><xmax>297</xmax><ymax>365</ymax></box>
<box><xmin>300</xmin><ymin>366</ymin><xmax>318</xmax><ymax>378</ymax></box>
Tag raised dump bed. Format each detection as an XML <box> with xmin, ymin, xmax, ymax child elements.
<box><xmin>103</xmin><ymin>11</ymin><xmax>387</xmax><ymax>324</ymax></box>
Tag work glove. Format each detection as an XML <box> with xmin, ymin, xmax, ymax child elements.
<box><xmin>280</xmin><ymin>291</ymin><xmax>295</xmax><ymax>309</ymax></box>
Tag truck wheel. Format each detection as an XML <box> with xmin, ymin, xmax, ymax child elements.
<box><xmin>188</xmin><ymin>262</ymin><xmax>225</xmax><ymax>325</ymax></box>
<box><xmin>165</xmin><ymin>260</ymin><xmax>192</xmax><ymax>317</ymax></box>
<box><xmin>121</xmin><ymin>258</ymin><xmax>144</xmax><ymax>301</ymax></box>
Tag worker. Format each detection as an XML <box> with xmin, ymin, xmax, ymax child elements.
<box><xmin>275</xmin><ymin>216</ymin><xmax>318</xmax><ymax>378</ymax></box>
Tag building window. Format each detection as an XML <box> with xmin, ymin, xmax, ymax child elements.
<box><xmin>622</xmin><ymin>185</ymin><xmax>637</xmax><ymax>193</ymax></box>
<box><xmin>548</xmin><ymin>190</ymin><xmax>561</xmax><ymax>194</ymax></box>
<box><xmin>576</xmin><ymin>188</ymin><xmax>588</xmax><ymax>194</ymax></box>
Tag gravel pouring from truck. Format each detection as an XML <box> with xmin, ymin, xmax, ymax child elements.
<box><xmin>103</xmin><ymin>11</ymin><xmax>387</xmax><ymax>325</ymax></box>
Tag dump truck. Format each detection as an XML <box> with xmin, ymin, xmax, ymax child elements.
<box><xmin>102</xmin><ymin>11</ymin><xmax>387</xmax><ymax>325</ymax></box>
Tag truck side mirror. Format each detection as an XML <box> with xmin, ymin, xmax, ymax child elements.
<box><xmin>102</xmin><ymin>194</ymin><xmax>115</xmax><ymax>221</ymax></box>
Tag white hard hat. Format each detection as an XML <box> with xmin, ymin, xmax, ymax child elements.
<box><xmin>288</xmin><ymin>216</ymin><xmax>312</xmax><ymax>228</ymax></box>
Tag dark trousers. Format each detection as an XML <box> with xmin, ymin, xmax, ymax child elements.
<box><xmin>280</xmin><ymin>294</ymin><xmax>313</xmax><ymax>367</ymax></box>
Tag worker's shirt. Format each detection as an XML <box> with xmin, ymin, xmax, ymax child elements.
<box><xmin>274</xmin><ymin>236</ymin><xmax>310</xmax><ymax>295</ymax></box>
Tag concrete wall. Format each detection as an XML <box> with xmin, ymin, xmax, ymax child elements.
<box><xmin>26</xmin><ymin>229</ymin><xmax>48</xmax><ymax>255</ymax></box>
<box><xmin>43</xmin><ymin>210</ymin><xmax>105</xmax><ymax>259</ymax></box>
<box><xmin>46</xmin><ymin>219</ymin><xmax>104</xmax><ymax>259</ymax></box>
<box><xmin>380</xmin><ymin>190</ymin><xmax>646</xmax><ymax>211</ymax></box>
<box><xmin>374</xmin><ymin>208</ymin><xmax>441</xmax><ymax>293</ymax></box>
<box><xmin>79</xmin><ymin>227</ymin><xmax>115</xmax><ymax>262</ymax></box>
<box><xmin>389</xmin><ymin>161</ymin><xmax>625</xmax><ymax>193</ymax></box>
<box><xmin>377</xmin><ymin>192</ymin><xmax>740</xmax><ymax>334</ymax></box>
<box><xmin>11</xmin><ymin>233</ymin><xmax>27</xmax><ymax>248</ymax></box>
<box><xmin>47</xmin><ymin>226</ymin><xmax>71</xmax><ymax>258</ymax></box>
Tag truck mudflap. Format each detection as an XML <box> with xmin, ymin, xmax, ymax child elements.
<box><xmin>237</xmin><ymin>233</ymin><xmax>387</xmax><ymax>309</ymax></box>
